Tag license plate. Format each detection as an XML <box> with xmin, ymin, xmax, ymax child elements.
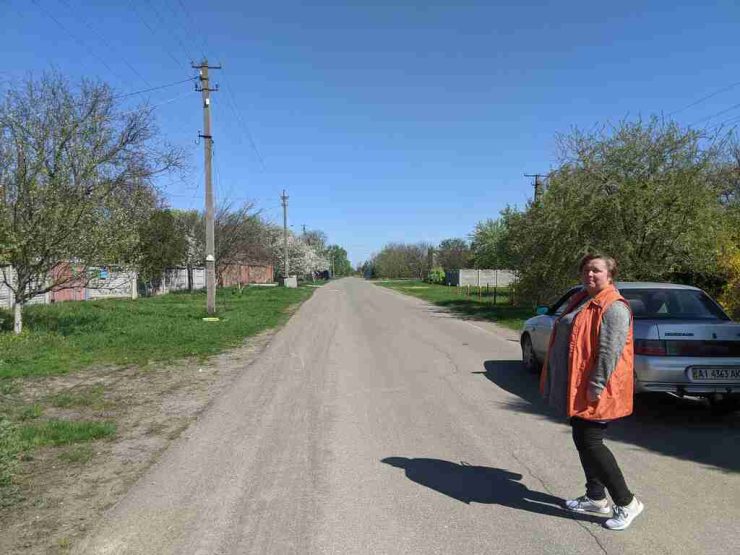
<box><xmin>690</xmin><ymin>367</ymin><xmax>740</xmax><ymax>381</ymax></box>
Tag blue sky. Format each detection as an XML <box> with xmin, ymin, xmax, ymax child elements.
<box><xmin>2</xmin><ymin>1</ymin><xmax>739</xmax><ymax>265</ymax></box>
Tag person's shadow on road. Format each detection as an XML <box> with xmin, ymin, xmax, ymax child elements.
<box><xmin>381</xmin><ymin>457</ymin><xmax>603</xmax><ymax>523</ymax></box>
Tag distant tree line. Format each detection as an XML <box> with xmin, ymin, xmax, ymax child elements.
<box><xmin>362</xmin><ymin>117</ymin><xmax>739</xmax><ymax>317</ymax></box>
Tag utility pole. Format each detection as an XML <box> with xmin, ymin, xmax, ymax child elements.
<box><xmin>524</xmin><ymin>173</ymin><xmax>547</xmax><ymax>202</ymax></box>
<box><xmin>281</xmin><ymin>190</ymin><xmax>289</xmax><ymax>278</ymax></box>
<box><xmin>193</xmin><ymin>59</ymin><xmax>221</xmax><ymax>316</ymax></box>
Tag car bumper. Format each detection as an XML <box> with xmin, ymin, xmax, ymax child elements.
<box><xmin>635</xmin><ymin>356</ymin><xmax>740</xmax><ymax>395</ymax></box>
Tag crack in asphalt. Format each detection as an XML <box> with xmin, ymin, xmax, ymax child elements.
<box><xmin>508</xmin><ymin>450</ymin><xmax>609</xmax><ymax>555</ymax></box>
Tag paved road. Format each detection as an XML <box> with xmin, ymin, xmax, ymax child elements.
<box><xmin>78</xmin><ymin>278</ymin><xmax>740</xmax><ymax>555</ymax></box>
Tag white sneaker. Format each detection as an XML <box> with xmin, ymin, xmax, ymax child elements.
<box><xmin>605</xmin><ymin>497</ymin><xmax>644</xmax><ymax>530</ymax></box>
<box><xmin>564</xmin><ymin>495</ymin><xmax>611</xmax><ymax>514</ymax></box>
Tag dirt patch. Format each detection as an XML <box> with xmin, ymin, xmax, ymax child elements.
<box><xmin>0</xmin><ymin>330</ymin><xmax>275</xmax><ymax>554</ymax></box>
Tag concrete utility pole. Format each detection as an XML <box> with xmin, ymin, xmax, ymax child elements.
<box><xmin>193</xmin><ymin>60</ymin><xmax>221</xmax><ymax>315</ymax></box>
<box><xmin>524</xmin><ymin>173</ymin><xmax>546</xmax><ymax>202</ymax></box>
<box><xmin>281</xmin><ymin>190</ymin><xmax>289</xmax><ymax>278</ymax></box>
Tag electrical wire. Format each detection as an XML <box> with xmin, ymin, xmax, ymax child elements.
<box><xmin>118</xmin><ymin>91</ymin><xmax>192</xmax><ymax>116</ymax></box>
<box><xmin>669</xmin><ymin>80</ymin><xmax>740</xmax><ymax>116</ymax></box>
<box><xmin>690</xmin><ymin>101</ymin><xmax>740</xmax><ymax>127</ymax></box>
<box><xmin>221</xmin><ymin>72</ymin><xmax>267</xmax><ymax>171</ymax></box>
<box><xmin>30</xmin><ymin>0</ymin><xmax>128</xmax><ymax>86</ymax></box>
<box><xmin>173</xmin><ymin>0</ymin><xmax>210</xmax><ymax>60</ymax></box>
<box><xmin>144</xmin><ymin>0</ymin><xmax>196</xmax><ymax>64</ymax></box>
<box><xmin>114</xmin><ymin>76</ymin><xmax>197</xmax><ymax>99</ymax></box>
<box><xmin>56</xmin><ymin>0</ymin><xmax>152</xmax><ymax>88</ymax></box>
<box><xmin>128</xmin><ymin>0</ymin><xmax>187</xmax><ymax>70</ymax></box>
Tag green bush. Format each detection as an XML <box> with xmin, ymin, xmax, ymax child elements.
<box><xmin>426</xmin><ymin>266</ymin><xmax>446</xmax><ymax>284</ymax></box>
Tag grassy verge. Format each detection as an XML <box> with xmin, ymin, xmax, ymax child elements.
<box><xmin>375</xmin><ymin>279</ymin><xmax>533</xmax><ymax>331</ymax></box>
<box><xmin>0</xmin><ymin>284</ymin><xmax>316</xmax><ymax>495</ymax></box>
<box><xmin>0</xmin><ymin>285</ymin><xmax>314</xmax><ymax>379</ymax></box>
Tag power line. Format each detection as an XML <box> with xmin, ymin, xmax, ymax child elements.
<box><xmin>690</xmin><ymin>101</ymin><xmax>740</xmax><ymax>127</ymax></box>
<box><xmin>144</xmin><ymin>0</ymin><xmax>196</xmax><ymax>64</ymax></box>
<box><xmin>669</xmin><ymin>80</ymin><xmax>740</xmax><ymax>116</ymax></box>
<box><xmin>118</xmin><ymin>91</ymin><xmax>192</xmax><ymax>116</ymax></box>
<box><xmin>30</xmin><ymin>0</ymin><xmax>128</xmax><ymax>86</ymax></box>
<box><xmin>56</xmin><ymin>0</ymin><xmax>152</xmax><ymax>88</ymax></box>
<box><xmin>705</xmin><ymin>112</ymin><xmax>740</xmax><ymax>133</ymax></box>
<box><xmin>128</xmin><ymin>0</ymin><xmax>187</xmax><ymax>70</ymax></box>
<box><xmin>173</xmin><ymin>0</ymin><xmax>210</xmax><ymax>59</ymax></box>
<box><xmin>114</xmin><ymin>76</ymin><xmax>197</xmax><ymax>99</ymax></box>
<box><xmin>221</xmin><ymin>71</ymin><xmax>267</xmax><ymax>171</ymax></box>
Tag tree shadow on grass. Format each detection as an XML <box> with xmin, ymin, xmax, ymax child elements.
<box><xmin>476</xmin><ymin>360</ymin><xmax>740</xmax><ymax>473</ymax></box>
<box><xmin>434</xmin><ymin>300</ymin><xmax>531</xmax><ymax>321</ymax></box>
<box><xmin>381</xmin><ymin>457</ymin><xmax>603</xmax><ymax>523</ymax></box>
<box><xmin>19</xmin><ymin>310</ymin><xmax>103</xmax><ymax>335</ymax></box>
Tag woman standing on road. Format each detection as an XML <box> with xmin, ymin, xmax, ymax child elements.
<box><xmin>540</xmin><ymin>253</ymin><xmax>644</xmax><ymax>531</ymax></box>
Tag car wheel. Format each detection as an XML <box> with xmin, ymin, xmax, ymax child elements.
<box><xmin>521</xmin><ymin>334</ymin><xmax>540</xmax><ymax>374</ymax></box>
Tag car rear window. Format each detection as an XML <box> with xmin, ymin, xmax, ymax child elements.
<box><xmin>621</xmin><ymin>289</ymin><xmax>729</xmax><ymax>320</ymax></box>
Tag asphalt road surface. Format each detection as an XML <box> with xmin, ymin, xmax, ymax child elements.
<box><xmin>77</xmin><ymin>278</ymin><xmax>740</xmax><ymax>555</ymax></box>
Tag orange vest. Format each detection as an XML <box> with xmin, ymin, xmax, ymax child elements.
<box><xmin>540</xmin><ymin>285</ymin><xmax>634</xmax><ymax>420</ymax></box>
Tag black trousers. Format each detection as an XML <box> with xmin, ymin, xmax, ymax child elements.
<box><xmin>570</xmin><ymin>417</ymin><xmax>633</xmax><ymax>507</ymax></box>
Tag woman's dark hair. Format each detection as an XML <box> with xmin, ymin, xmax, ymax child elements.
<box><xmin>579</xmin><ymin>253</ymin><xmax>618</xmax><ymax>279</ymax></box>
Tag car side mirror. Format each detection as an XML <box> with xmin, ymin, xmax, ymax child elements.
<box><xmin>535</xmin><ymin>305</ymin><xmax>549</xmax><ymax>315</ymax></box>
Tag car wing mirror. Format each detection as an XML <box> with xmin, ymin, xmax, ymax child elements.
<box><xmin>535</xmin><ymin>305</ymin><xmax>549</xmax><ymax>315</ymax></box>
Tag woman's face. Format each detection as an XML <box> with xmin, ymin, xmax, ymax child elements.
<box><xmin>581</xmin><ymin>258</ymin><xmax>612</xmax><ymax>296</ymax></box>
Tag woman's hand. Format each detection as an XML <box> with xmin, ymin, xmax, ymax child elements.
<box><xmin>587</xmin><ymin>387</ymin><xmax>601</xmax><ymax>404</ymax></box>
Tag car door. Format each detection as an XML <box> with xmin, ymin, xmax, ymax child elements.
<box><xmin>532</xmin><ymin>287</ymin><xmax>581</xmax><ymax>360</ymax></box>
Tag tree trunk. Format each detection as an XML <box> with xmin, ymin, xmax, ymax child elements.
<box><xmin>14</xmin><ymin>300</ymin><xmax>22</xmax><ymax>334</ymax></box>
<box><xmin>187</xmin><ymin>264</ymin><xmax>193</xmax><ymax>292</ymax></box>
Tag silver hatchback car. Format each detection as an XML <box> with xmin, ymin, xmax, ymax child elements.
<box><xmin>520</xmin><ymin>282</ymin><xmax>740</xmax><ymax>411</ymax></box>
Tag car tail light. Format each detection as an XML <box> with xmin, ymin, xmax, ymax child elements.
<box><xmin>634</xmin><ymin>339</ymin><xmax>667</xmax><ymax>356</ymax></box>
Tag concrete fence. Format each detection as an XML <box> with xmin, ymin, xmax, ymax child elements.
<box><xmin>0</xmin><ymin>265</ymin><xmax>137</xmax><ymax>309</ymax></box>
<box><xmin>444</xmin><ymin>269</ymin><xmax>517</xmax><ymax>288</ymax></box>
<box><xmin>1</xmin><ymin>262</ymin><xmax>277</xmax><ymax>308</ymax></box>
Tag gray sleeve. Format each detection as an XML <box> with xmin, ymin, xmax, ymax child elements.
<box><xmin>588</xmin><ymin>301</ymin><xmax>631</xmax><ymax>398</ymax></box>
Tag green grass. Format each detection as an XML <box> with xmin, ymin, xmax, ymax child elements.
<box><xmin>18</xmin><ymin>404</ymin><xmax>43</xmax><ymax>421</ymax></box>
<box><xmin>0</xmin><ymin>418</ymin><xmax>19</xmax><ymax>486</ymax></box>
<box><xmin>48</xmin><ymin>385</ymin><xmax>108</xmax><ymax>410</ymax></box>
<box><xmin>0</xmin><ymin>286</ymin><xmax>314</xmax><ymax>379</ymax></box>
<box><xmin>0</xmin><ymin>417</ymin><xmax>112</xmax><ymax>488</ymax></box>
<box><xmin>17</xmin><ymin>419</ymin><xmax>116</xmax><ymax>448</ymax></box>
<box><xmin>57</xmin><ymin>445</ymin><xmax>94</xmax><ymax>464</ymax></box>
<box><xmin>375</xmin><ymin>280</ymin><xmax>534</xmax><ymax>330</ymax></box>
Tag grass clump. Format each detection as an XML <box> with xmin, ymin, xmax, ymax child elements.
<box><xmin>49</xmin><ymin>385</ymin><xmax>107</xmax><ymax>410</ymax></box>
<box><xmin>57</xmin><ymin>445</ymin><xmax>94</xmax><ymax>464</ymax></box>
<box><xmin>19</xmin><ymin>404</ymin><xmax>43</xmax><ymax>421</ymax></box>
<box><xmin>17</xmin><ymin>419</ymin><xmax>116</xmax><ymax>448</ymax></box>
<box><xmin>0</xmin><ymin>417</ymin><xmax>19</xmax><ymax>487</ymax></box>
<box><xmin>376</xmin><ymin>280</ymin><xmax>533</xmax><ymax>330</ymax></box>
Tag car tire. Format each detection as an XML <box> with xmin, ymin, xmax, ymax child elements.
<box><xmin>521</xmin><ymin>334</ymin><xmax>540</xmax><ymax>374</ymax></box>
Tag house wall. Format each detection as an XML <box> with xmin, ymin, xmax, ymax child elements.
<box><xmin>219</xmin><ymin>264</ymin><xmax>274</xmax><ymax>287</ymax></box>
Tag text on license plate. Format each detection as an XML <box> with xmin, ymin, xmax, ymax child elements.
<box><xmin>690</xmin><ymin>367</ymin><xmax>740</xmax><ymax>381</ymax></box>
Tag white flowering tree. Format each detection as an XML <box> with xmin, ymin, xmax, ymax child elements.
<box><xmin>267</xmin><ymin>226</ymin><xmax>329</xmax><ymax>280</ymax></box>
